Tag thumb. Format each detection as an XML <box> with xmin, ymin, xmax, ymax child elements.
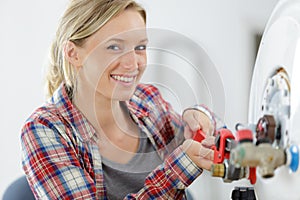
<box><xmin>184</xmin><ymin>126</ymin><xmax>194</xmax><ymax>139</ymax></box>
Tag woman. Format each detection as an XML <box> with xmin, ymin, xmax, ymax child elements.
<box><xmin>21</xmin><ymin>0</ymin><xmax>216</xmax><ymax>199</ymax></box>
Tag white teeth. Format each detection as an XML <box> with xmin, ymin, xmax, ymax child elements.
<box><xmin>111</xmin><ymin>75</ymin><xmax>134</xmax><ymax>83</ymax></box>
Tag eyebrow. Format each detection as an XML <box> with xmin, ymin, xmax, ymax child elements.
<box><xmin>105</xmin><ymin>38</ymin><xmax>148</xmax><ymax>43</ymax></box>
<box><xmin>139</xmin><ymin>38</ymin><xmax>149</xmax><ymax>43</ymax></box>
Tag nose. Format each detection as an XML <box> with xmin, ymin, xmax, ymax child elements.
<box><xmin>120</xmin><ymin>49</ymin><xmax>146</xmax><ymax>70</ymax></box>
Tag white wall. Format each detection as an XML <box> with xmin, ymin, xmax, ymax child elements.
<box><xmin>0</xmin><ymin>0</ymin><xmax>69</xmax><ymax>197</ymax></box>
<box><xmin>0</xmin><ymin>0</ymin><xmax>279</xmax><ymax>198</ymax></box>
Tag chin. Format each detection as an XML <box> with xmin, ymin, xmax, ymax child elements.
<box><xmin>111</xmin><ymin>89</ymin><xmax>136</xmax><ymax>101</ymax></box>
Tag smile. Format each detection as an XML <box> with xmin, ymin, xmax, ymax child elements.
<box><xmin>110</xmin><ymin>75</ymin><xmax>136</xmax><ymax>83</ymax></box>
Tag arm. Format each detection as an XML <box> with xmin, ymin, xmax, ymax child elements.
<box><xmin>21</xmin><ymin>118</ymin><xmax>97</xmax><ymax>200</ymax></box>
<box><xmin>124</xmin><ymin>146</ymin><xmax>202</xmax><ymax>199</ymax></box>
<box><xmin>125</xmin><ymin>84</ymin><xmax>213</xmax><ymax>199</ymax></box>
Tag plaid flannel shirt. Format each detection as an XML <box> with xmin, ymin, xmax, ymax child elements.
<box><xmin>21</xmin><ymin>83</ymin><xmax>202</xmax><ymax>199</ymax></box>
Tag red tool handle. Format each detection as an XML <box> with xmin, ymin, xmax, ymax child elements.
<box><xmin>212</xmin><ymin>128</ymin><xmax>235</xmax><ymax>164</ymax></box>
<box><xmin>193</xmin><ymin>129</ymin><xmax>206</xmax><ymax>142</ymax></box>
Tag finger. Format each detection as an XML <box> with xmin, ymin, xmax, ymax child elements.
<box><xmin>187</xmin><ymin>150</ymin><xmax>214</xmax><ymax>170</ymax></box>
<box><xmin>201</xmin><ymin>136</ymin><xmax>216</xmax><ymax>148</ymax></box>
<box><xmin>193</xmin><ymin>111</ymin><xmax>212</xmax><ymax>134</ymax></box>
<box><xmin>187</xmin><ymin>153</ymin><xmax>213</xmax><ymax>170</ymax></box>
<box><xmin>183</xmin><ymin>111</ymin><xmax>201</xmax><ymax>131</ymax></box>
<box><xmin>199</xmin><ymin>145</ymin><xmax>214</xmax><ymax>160</ymax></box>
<box><xmin>182</xmin><ymin>139</ymin><xmax>214</xmax><ymax>160</ymax></box>
<box><xmin>181</xmin><ymin>139</ymin><xmax>196</xmax><ymax>152</ymax></box>
<box><xmin>184</xmin><ymin>126</ymin><xmax>194</xmax><ymax>139</ymax></box>
<box><xmin>197</xmin><ymin>158</ymin><xmax>213</xmax><ymax>170</ymax></box>
<box><xmin>181</xmin><ymin>140</ymin><xmax>214</xmax><ymax>170</ymax></box>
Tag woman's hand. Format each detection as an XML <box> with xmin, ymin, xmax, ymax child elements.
<box><xmin>182</xmin><ymin>109</ymin><xmax>214</xmax><ymax>139</ymax></box>
<box><xmin>181</xmin><ymin>137</ymin><xmax>215</xmax><ymax>170</ymax></box>
<box><xmin>181</xmin><ymin>107</ymin><xmax>216</xmax><ymax>170</ymax></box>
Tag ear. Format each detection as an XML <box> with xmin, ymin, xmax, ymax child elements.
<box><xmin>63</xmin><ymin>41</ymin><xmax>83</xmax><ymax>69</ymax></box>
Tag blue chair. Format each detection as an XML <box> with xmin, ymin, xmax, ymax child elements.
<box><xmin>3</xmin><ymin>176</ymin><xmax>35</xmax><ymax>200</ymax></box>
<box><xmin>186</xmin><ymin>188</ymin><xmax>195</xmax><ymax>200</ymax></box>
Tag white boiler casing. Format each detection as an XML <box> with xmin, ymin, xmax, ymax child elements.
<box><xmin>249</xmin><ymin>0</ymin><xmax>300</xmax><ymax>199</ymax></box>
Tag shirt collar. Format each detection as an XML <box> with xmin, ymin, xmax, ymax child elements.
<box><xmin>49</xmin><ymin>83</ymin><xmax>97</xmax><ymax>142</ymax></box>
<box><xmin>49</xmin><ymin>83</ymin><xmax>151</xmax><ymax>142</ymax></box>
<box><xmin>126</xmin><ymin>86</ymin><xmax>151</xmax><ymax>119</ymax></box>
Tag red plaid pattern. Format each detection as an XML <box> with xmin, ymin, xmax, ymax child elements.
<box><xmin>21</xmin><ymin>83</ymin><xmax>202</xmax><ymax>199</ymax></box>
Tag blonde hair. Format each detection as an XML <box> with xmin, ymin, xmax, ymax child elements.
<box><xmin>45</xmin><ymin>0</ymin><xmax>146</xmax><ymax>98</ymax></box>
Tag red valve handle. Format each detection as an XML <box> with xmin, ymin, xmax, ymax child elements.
<box><xmin>248</xmin><ymin>167</ymin><xmax>257</xmax><ymax>184</ymax></box>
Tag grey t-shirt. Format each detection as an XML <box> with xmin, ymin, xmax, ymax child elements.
<box><xmin>101</xmin><ymin>130</ymin><xmax>163</xmax><ymax>200</ymax></box>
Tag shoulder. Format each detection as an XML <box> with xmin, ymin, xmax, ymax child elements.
<box><xmin>20</xmin><ymin>103</ymin><xmax>64</xmax><ymax>139</ymax></box>
<box><xmin>129</xmin><ymin>83</ymin><xmax>172</xmax><ymax>119</ymax></box>
<box><xmin>128</xmin><ymin>83</ymin><xmax>168</xmax><ymax>119</ymax></box>
<box><xmin>130</xmin><ymin>83</ymin><xmax>167</xmax><ymax>110</ymax></box>
<box><xmin>133</xmin><ymin>83</ymin><xmax>165</xmax><ymax>104</ymax></box>
<box><xmin>24</xmin><ymin>103</ymin><xmax>60</xmax><ymax>125</ymax></box>
<box><xmin>135</xmin><ymin>83</ymin><xmax>161</xmax><ymax>98</ymax></box>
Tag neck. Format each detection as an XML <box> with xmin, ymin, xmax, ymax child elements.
<box><xmin>73</xmin><ymin>81</ymin><xmax>140</xmax><ymax>160</ymax></box>
<box><xmin>73</xmin><ymin>81</ymin><xmax>134</xmax><ymax>138</ymax></box>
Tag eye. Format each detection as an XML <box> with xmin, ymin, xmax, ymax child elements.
<box><xmin>107</xmin><ymin>44</ymin><xmax>121</xmax><ymax>51</ymax></box>
<box><xmin>134</xmin><ymin>45</ymin><xmax>147</xmax><ymax>51</ymax></box>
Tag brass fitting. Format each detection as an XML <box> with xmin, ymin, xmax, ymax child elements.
<box><xmin>211</xmin><ymin>160</ymin><xmax>247</xmax><ymax>182</ymax></box>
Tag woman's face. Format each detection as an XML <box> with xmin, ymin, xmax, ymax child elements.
<box><xmin>78</xmin><ymin>9</ymin><xmax>147</xmax><ymax>101</ymax></box>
